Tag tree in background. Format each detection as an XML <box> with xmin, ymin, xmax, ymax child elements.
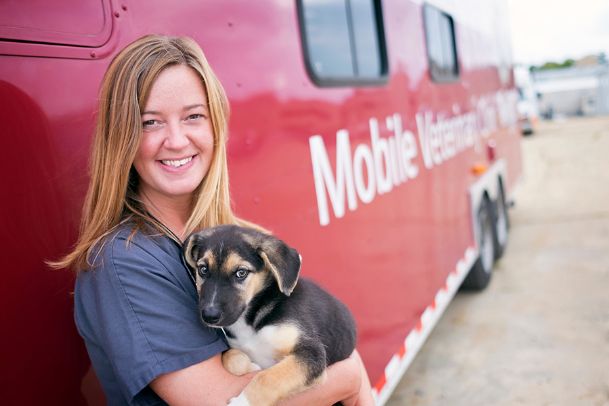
<box><xmin>530</xmin><ymin>59</ymin><xmax>574</xmax><ymax>72</ymax></box>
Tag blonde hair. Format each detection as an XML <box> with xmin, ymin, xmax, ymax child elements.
<box><xmin>53</xmin><ymin>35</ymin><xmax>257</xmax><ymax>271</ymax></box>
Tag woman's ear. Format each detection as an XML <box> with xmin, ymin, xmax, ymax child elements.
<box><xmin>257</xmin><ymin>235</ymin><xmax>301</xmax><ymax>296</ymax></box>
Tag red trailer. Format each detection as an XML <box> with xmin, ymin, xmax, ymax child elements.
<box><xmin>0</xmin><ymin>0</ymin><xmax>520</xmax><ymax>404</ymax></box>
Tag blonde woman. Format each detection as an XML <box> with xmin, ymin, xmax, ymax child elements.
<box><xmin>55</xmin><ymin>35</ymin><xmax>372</xmax><ymax>405</ymax></box>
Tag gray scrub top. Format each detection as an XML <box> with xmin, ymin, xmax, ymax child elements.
<box><xmin>74</xmin><ymin>223</ymin><xmax>228</xmax><ymax>405</ymax></box>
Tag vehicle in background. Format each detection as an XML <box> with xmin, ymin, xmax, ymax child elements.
<box><xmin>514</xmin><ymin>65</ymin><xmax>541</xmax><ymax>134</ymax></box>
<box><xmin>0</xmin><ymin>0</ymin><xmax>521</xmax><ymax>404</ymax></box>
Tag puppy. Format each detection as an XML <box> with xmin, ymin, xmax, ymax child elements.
<box><xmin>183</xmin><ymin>225</ymin><xmax>357</xmax><ymax>406</ymax></box>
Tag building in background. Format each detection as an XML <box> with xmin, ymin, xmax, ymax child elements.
<box><xmin>533</xmin><ymin>55</ymin><xmax>609</xmax><ymax>118</ymax></box>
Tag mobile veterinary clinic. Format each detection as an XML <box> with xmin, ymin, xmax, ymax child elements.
<box><xmin>0</xmin><ymin>0</ymin><xmax>520</xmax><ymax>404</ymax></box>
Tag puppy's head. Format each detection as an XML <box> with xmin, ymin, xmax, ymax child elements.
<box><xmin>183</xmin><ymin>225</ymin><xmax>301</xmax><ymax>327</ymax></box>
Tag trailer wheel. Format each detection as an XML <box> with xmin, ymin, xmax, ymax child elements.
<box><xmin>462</xmin><ymin>196</ymin><xmax>495</xmax><ymax>290</ymax></box>
<box><xmin>493</xmin><ymin>179</ymin><xmax>509</xmax><ymax>259</ymax></box>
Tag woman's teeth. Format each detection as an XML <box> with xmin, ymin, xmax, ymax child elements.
<box><xmin>162</xmin><ymin>156</ymin><xmax>193</xmax><ymax>168</ymax></box>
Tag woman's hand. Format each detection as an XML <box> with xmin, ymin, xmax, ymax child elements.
<box><xmin>339</xmin><ymin>350</ymin><xmax>375</xmax><ymax>406</ymax></box>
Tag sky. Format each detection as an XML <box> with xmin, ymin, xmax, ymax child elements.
<box><xmin>507</xmin><ymin>0</ymin><xmax>609</xmax><ymax>66</ymax></box>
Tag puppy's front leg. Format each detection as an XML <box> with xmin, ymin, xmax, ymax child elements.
<box><xmin>222</xmin><ymin>348</ymin><xmax>261</xmax><ymax>376</ymax></box>
<box><xmin>228</xmin><ymin>352</ymin><xmax>326</xmax><ymax>406</ymax></box>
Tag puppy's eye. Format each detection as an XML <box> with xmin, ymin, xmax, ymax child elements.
<box><xmin>234</xmin><ymin>268</ymin><xmax>249</xmax><ymax>280</ymax></box>
<box><xmin>198</xmin><ymin>264</ymin><xmax>209</xmax><ymax>278</ymax></box>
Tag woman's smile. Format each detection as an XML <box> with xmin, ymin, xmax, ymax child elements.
<box><xmin>160</xmin><ymin>155</ymin><xmax>195</xmax><ymax>168</ymax></box>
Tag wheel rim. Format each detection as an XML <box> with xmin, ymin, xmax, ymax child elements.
<box><xmin>480</xmin><ymin>205</ymin><xmax>494</xmax><ymax>273</ymax></box>
<box><xmin>496</xmin><ymin>190</ymin><xmax>508</xmax><ymax>247</ymax></box>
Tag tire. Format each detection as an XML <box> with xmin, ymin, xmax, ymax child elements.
<box><xmin>493</xmin><ymin>179</ymin><xmax>509</xmax><ymax>260</ymax></box>
<box><xmin>462</xmin><ymin>196</ymin><xmax>495</xmax><ymax>290</ymax></box>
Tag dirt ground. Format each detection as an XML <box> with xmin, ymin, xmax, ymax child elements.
<box><xmin>386</xmin><ymin>116</ymin><xmax>609</xmax><ymax>406</ymax></box>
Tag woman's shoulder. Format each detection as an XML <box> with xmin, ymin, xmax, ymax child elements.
<box><xmin>87</xmin><ymin>220</ymin><xmax>179</xmax><ymax>271</ymax></box>
<box><xmin>77</xmin><ymin>220</ymin><xmax>193</xmax><ymax>298</ymax></box>
<box><xmin>91</xmin><ymin>222</ymin><xmax>142</xmax><ymax>261</ymax></box>
<box><xmin>76</xmin><ymin>219</ymin><xmax>193</xmax><ymax>298</ymax></box>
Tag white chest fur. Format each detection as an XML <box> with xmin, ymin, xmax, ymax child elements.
<box><xmin>225</xmin><ymin>317</ymin><xmax>300</xmax><ymax>370</ymax></box>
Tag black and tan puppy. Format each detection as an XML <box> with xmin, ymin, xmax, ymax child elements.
<box><xmin>183</xmin><ymin>225</ymin><xmax>356</xmax><ymax>406</ymax></box>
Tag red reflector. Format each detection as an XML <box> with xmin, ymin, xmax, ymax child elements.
<box><xmin>487</xmin><ymin>140</ymin><xmax>497</xmax><ymax>161</ymax></box>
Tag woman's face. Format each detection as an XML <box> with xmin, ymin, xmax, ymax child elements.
<box><xmin>133</xmin><ymin>64</ymin><xmax>214</xmax><ymax>205</ymax></box>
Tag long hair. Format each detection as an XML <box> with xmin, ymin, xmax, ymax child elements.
<box><xmin>53</xmin><ymin>35</ymin><xmax>257</xmax><ymax>271</ymax></box>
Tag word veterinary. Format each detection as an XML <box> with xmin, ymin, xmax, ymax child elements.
<box><xmin>309</xmin><ymin>91</ymin><xmax>517</xmax><ymax>226</ymax></box>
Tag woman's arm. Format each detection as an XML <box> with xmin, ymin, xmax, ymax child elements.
<box><xmin>151</xmin><ymin>350</ymin><xmax>373</xmax><ymax>406</ymax></box>
<box><xmin>280</xmin><ymin>350</ymin><xmax>374</xmax><ymax>406</ymax></box>
<box><xmin>151</xmin><ymin>353</ymin><xmax>252</xmax><ymax>405</ymax></box>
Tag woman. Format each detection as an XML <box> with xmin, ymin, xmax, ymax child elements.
<box><xmin>55</xmin><ymin>35</ymin><xmax>372</xmax><ymax>405</ymax></box>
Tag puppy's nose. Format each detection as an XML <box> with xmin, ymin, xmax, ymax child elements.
<box><xmin>201</xmin><ymin>307</ymin><xmax>222</xmax><ymax>325</ymax></box>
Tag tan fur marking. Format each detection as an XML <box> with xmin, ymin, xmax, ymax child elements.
<box><xmin>269</xmin><ymin>324</ymin><xmax>300</xmax><ymax>359</ymax></box>
<box><xmin>222</xmin><ymin>252</ymin><xmax>248</xmax><ymax>275</ymax></box>
<box><xmin>195</xmin><ymin>250</ymin><xmax>215</xmax><ymax>292</ymax></box>
<box><xmin>243</xmin><ymin>354</ymin><xmax>310</xmax><ymax>406</ymax></box>
<box><xmin>199</xmin><ymin>250</ymin><xmax>215</xmax><ymax>269</ymax></box>
<box><xmin>243</xmin><ymin>270</ymin><xmax>267</xmax><ymax>303</ymax></box>
<box><xmin>219</xmin><ymin>251</ymin><xmax>262</xmax><ymax>303</ymax></box>
<box><xmin>222</xmin><ymin>348</ymin><xmax>259</xmax><ymax>376</ymax></box>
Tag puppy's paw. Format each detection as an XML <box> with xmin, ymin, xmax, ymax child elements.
<box><xmin>228</xmin><ymin>392</ymin><xmax>251</xmax><ymax>406</ymax></box>
<box><xmin>223</xmin><ymin>348</ymin><xmax>259</xmax><ymax>376</ymax></box>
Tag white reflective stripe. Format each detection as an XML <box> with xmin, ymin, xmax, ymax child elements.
<box><xmin>372</xmin><ymin>245</ymin><xmax>478</xmax><ymax>405</ymax></box>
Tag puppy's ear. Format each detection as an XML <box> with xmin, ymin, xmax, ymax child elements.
<box><xmin>257</xmin><ymin>234</ymin><xmax>301</xmax><ymax>296</ymax></box>
<box><xmin>183</xmin><ymin>233</ymin><xmax>204</xmax><ymax>274</ymax></box>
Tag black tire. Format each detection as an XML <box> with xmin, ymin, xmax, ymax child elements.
<box><xmin>493</xmin><ymin>179</ymin><xmax>510</xmax><ymax>260</ymax></box>
<box><xmin>461</xmin><ymin>196</ymin><xmax>495</xmax><ymax>291</ymax></box>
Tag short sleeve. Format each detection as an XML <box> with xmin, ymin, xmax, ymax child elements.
<box><xmin>74</xmin><ymin>232</ymin><xmax>228</xmax><ymax>405</ymax></box>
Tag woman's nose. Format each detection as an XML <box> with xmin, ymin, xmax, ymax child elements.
<box><xmin>164</xmin><ymin>121</ymin><xmax>190</xmax><ymax>149</ymax></box>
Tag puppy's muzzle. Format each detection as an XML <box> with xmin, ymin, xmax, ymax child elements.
<box><xmin>201</xmin><ymin>305</ymin><xmax>222</xmax><ymax>325</ymax></box>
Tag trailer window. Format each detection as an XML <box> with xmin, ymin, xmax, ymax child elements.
<box><xmin>0</xmin><ymin>0</ymin><xmax>112</xmax><ymax>48</ymax></box>
<box><xmin>298</xmin><ymin>0</ymin><xmax>387</xmax><ymax>86</ymax></box>
<box><xmin>423</xmin><ymin>4</ymin><xmax>459</xmax><ymax>82</ymax></box>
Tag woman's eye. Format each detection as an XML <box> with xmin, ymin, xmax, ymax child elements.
<box><xmin>142</xmin><ymin>119</ymin><xmax>160</xmax><ymax>129</ymax></box>
<box><xmin>186</xmin><ymin>113</ymin><xmax>204</xmax><ymax>121</ymax></box>
<box><xmin>234</xmin><ymin>269</ymin><xmax>249</xmax><ymax>280</ymax></box>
